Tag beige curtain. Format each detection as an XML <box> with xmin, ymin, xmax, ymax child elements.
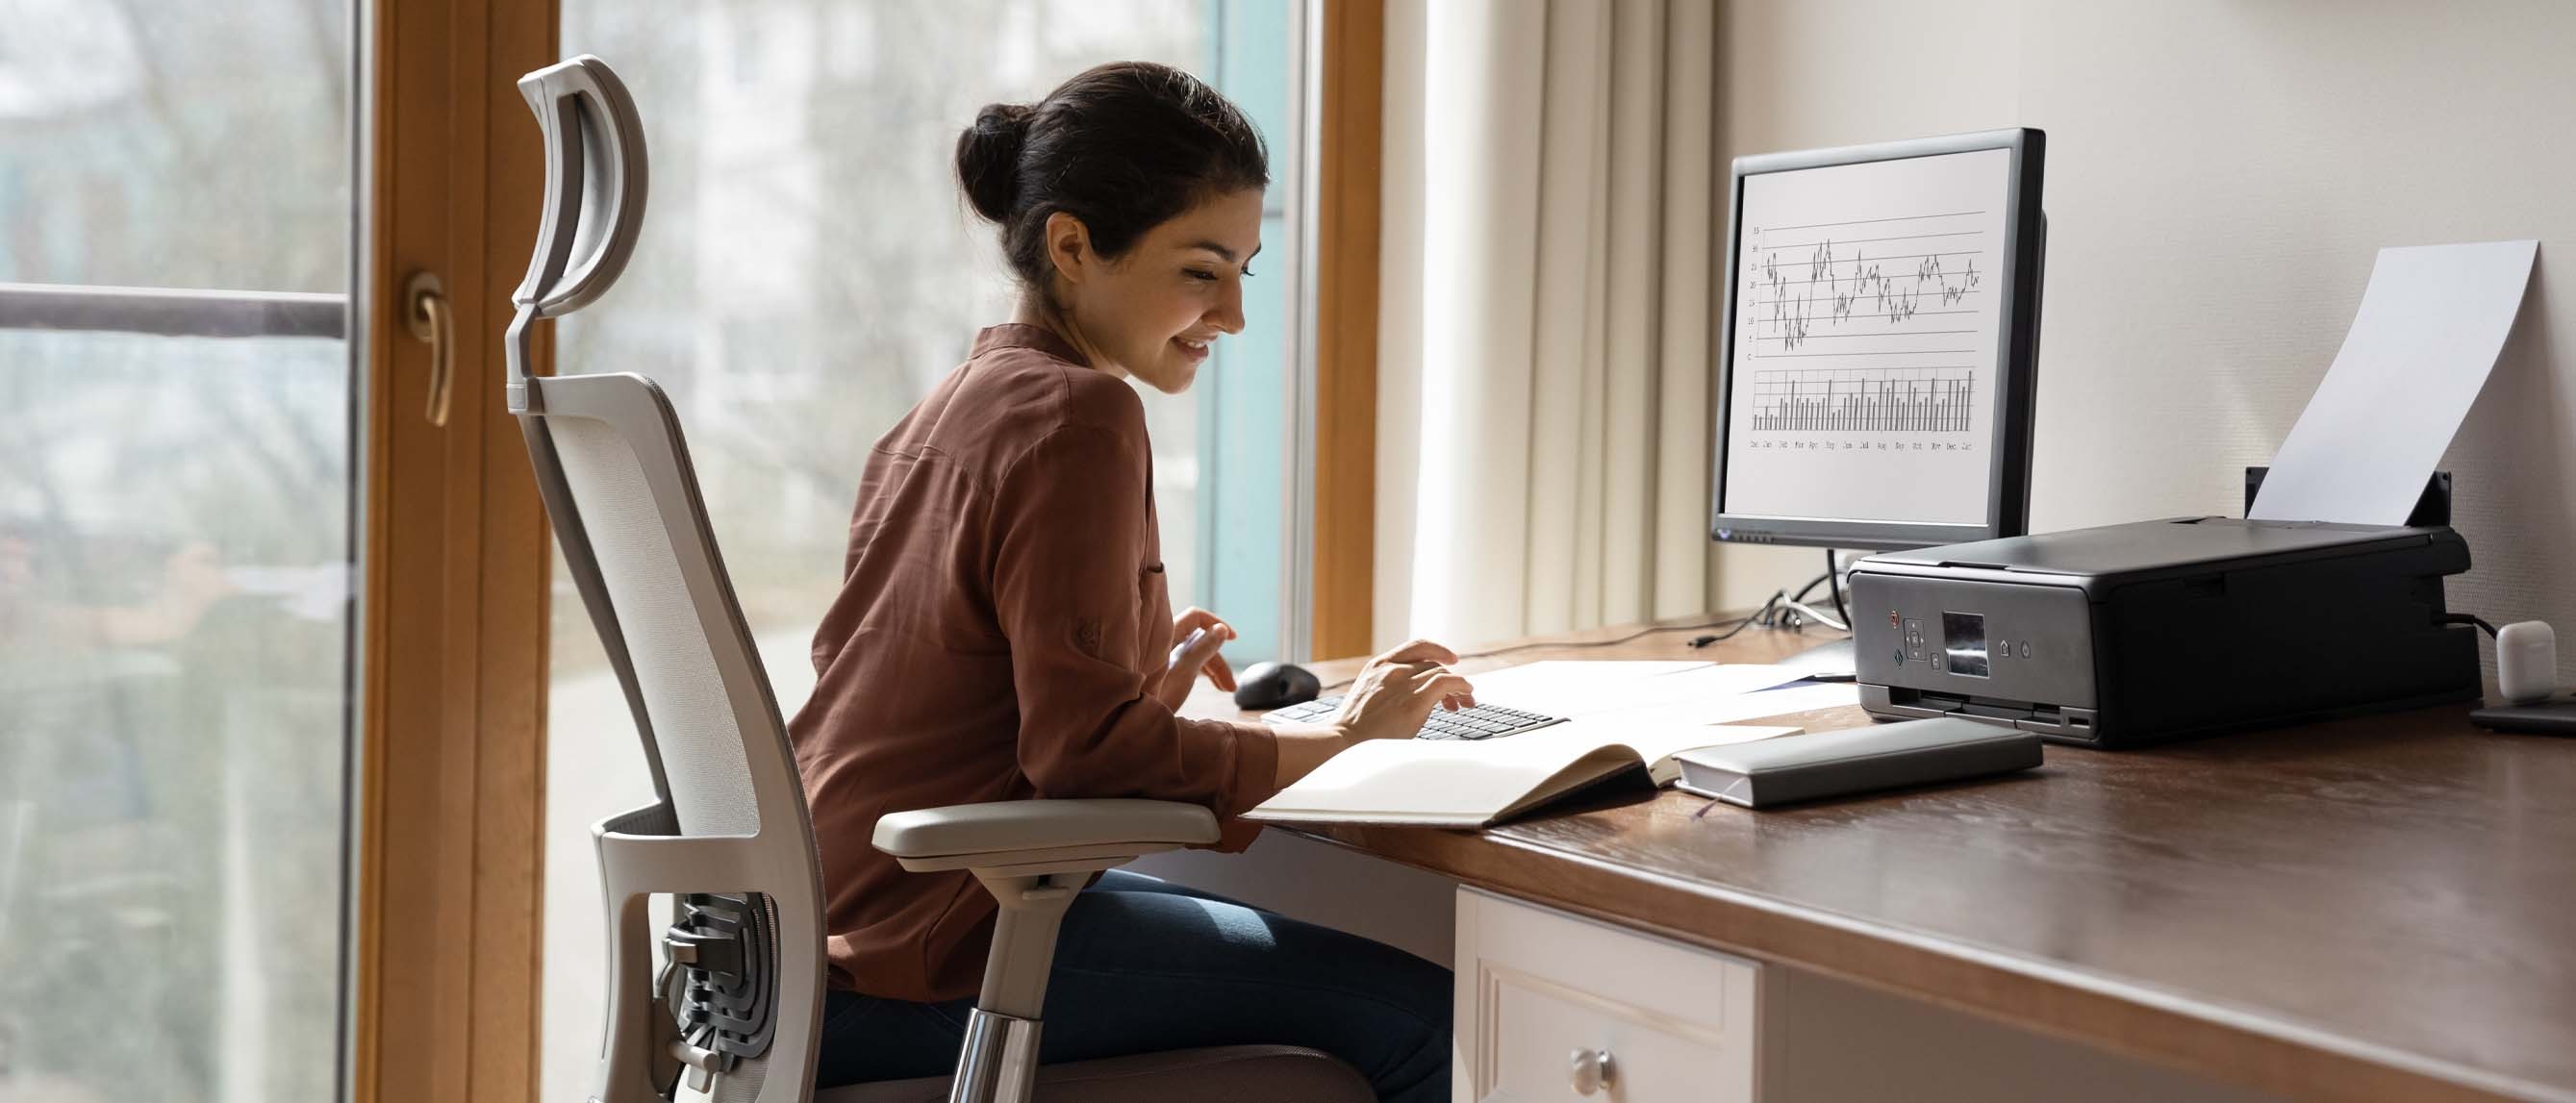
<box><xmin>1374</xmin><ymin>0</ymin><xmax>1718</xmax><ymax>649</ymax></box>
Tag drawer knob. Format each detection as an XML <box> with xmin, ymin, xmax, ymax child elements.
<box><xmin>1570</xmin><ymin>1048</ymin><xmax>1617</xmax><ymax>1095</ymax></box>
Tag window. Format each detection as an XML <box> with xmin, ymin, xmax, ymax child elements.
<box><xmin>541</xmin><ymin>4</ymin><xmax>1306</xmax><ymax>1094</ymax></box>
<box><xmin>0</xmin><ymin>2</ymin><xmax>356</xmax><ymax>1099</ymax></box>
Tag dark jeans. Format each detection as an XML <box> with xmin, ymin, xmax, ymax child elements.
<box><xmin>815</xmin><ymin>870</ymin><xmax>1452</xmax><ymax>1102</ymax></box>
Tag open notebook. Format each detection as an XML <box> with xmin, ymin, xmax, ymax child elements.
<box><xmin>1243</xmin><ymin>717</ymin><xmax>1800</xmax><ymax>828</ymax></box>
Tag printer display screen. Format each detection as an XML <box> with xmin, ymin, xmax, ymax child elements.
<box><xmin>1942</xmin><ymin>612</ymin><xmax>1991</xmax><ymax>677</ymax></box>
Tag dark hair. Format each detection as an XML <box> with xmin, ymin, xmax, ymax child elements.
<box><xmin>957</xmin><ymin>62</ymin><xmax>1269</xmax><ymax>291</ymax></box>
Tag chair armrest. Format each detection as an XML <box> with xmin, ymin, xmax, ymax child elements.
<box><xmin>871</xmin><ymin>799</ymin><xmax>1220</xmax><ymax>874</ymax></box>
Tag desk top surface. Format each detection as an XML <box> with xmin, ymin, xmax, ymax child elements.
<box><xmin>1186</xmin><ymin>623</ymin><xmax>2576</xmax><ymax>1102</ymax></box>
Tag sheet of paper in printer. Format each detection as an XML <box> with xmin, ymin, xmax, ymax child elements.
<box><xmin>2249</xmin><ymin>239</ymin><xmax>2537</xmax><ymax>526</ymax></box>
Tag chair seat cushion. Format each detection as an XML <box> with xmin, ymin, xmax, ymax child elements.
<box><xmin>812</xmin><ymin>1044</ymin><xmax>1374</xmax><ymax>1103</ymax></box>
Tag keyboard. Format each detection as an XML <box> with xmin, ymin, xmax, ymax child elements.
<box><xmin>1260</xmin><ymin>696</ymin><xmax>1568</xmax><ymax>741</ymax></box>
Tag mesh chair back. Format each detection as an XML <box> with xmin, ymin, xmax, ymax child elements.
<box><xmin>544</xmin><ymin>402</ymin><xmax>764</xmax><ymax>837</ymax></box>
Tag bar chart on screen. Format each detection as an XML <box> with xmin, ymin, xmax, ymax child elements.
<box><xmin>1748</xmin><ymin>366</ymin><xmax>1976</xmax><ymax>433</ymax></box>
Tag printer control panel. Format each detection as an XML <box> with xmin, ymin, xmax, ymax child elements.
<box><xmin>1853</xmin><ymin>572</ymin><xmax>2099</xmax><ymax>716</ymax></box>
<box><xmin>1885</xmin><ymin>610</ymin><xmax>2021</xmax><ymax>679</ymax></box>
<box><xmin>1940</xmin><ymin>612</ymin><xmax>1991</xmax><ymax>676</ymax></box>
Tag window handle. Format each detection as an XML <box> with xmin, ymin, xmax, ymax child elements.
<box><xmin>405</xmin><ymin>271</ymin><xmax>452</xmax><ymax>427</ymax></box>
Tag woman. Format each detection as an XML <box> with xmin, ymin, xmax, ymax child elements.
<box><xmin>791</xmin><ymin>62</ymin><xmax>1469</xmax><ymax>1100</ymax></box>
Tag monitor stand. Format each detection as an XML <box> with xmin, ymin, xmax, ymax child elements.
<box><xmin>1776</xmin><ymin>636</ymin><xmax>1856</xmax><ymax>680</ymax></box>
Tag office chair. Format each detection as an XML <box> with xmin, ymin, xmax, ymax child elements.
<box><xmin>505</xmin><ymin>57</ymin><xmax>1373</xmax><ymax>1103</ymax></box>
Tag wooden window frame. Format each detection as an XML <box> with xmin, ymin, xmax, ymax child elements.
<box><xmin>349</xmin><ymin>1</ymin><xmax>558</xmax><ymax>1101</ymax></box>
<box><xmin>1312</xmin><ymin>0</ymin><xmax>1385</xmax><ymax>661</ymax></box>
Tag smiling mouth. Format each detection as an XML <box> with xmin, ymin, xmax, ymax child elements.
<box><xmin>1174</xmin><ymin>335</ymin><xmax>1214</xmax><ymax>358</ymax></box>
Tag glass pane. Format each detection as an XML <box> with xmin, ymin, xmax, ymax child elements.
<box><xmin>1200</xmin><ymin>0</ymin><xmax>1301</xmax><ymax>666</ymax></box>
<box><xmin>0</xmin><ymin>331</ymin><xmax>352</xmax><ymax>1101</ymax></box>
<box><xmin>542</xmin><ymin>2</ymin><xmax>1301</xmax><ymax>1096</ymax></box>
<box><xmin>0</xmin><ymin>2</ymin><xmax>356</xmax><ymax>1099</ymax></box>
<box><xmin>0</xmin><ymin>1</ymin><xmax>352</xmax><ymax>292</ymax></box>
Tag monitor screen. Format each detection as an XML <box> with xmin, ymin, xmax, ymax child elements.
<box><xmin>1713</xmin><ymin>132</ymin><xmax>2040</xmax><ymax>549</ymax></box>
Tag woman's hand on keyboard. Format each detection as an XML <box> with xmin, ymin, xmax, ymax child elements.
<box><xmin>1333</xmin><ymin>639</ymin><xmax>1477</xmax><ymax>743</ymax></box>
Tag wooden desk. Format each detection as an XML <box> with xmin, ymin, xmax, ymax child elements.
<box><xmin>1183</xmin><ymin>623</ymin><xmax>2576</xmax><ymax>1102</ymax></box>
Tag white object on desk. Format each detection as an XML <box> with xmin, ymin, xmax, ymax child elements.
<box><xmin>2498</xmin><ymin>619</ymin><xmax>2558</xmax><ymax>704</ymax></box>
<box><xmin>1245</xmin><ymin>719</ymin><xmax>1797</xmax><ymax>828</ymax></box>
<box><xmin>1464</xmin><ymin>660</ymin><xmax>1806</xmax><ymax>719</ymax></box>
<box><xmin>1607</xmin><ymin>679</ymin><xmax>1862</xmax><ymax>729</ymax></box>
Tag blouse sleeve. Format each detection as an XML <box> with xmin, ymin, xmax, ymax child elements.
<box><xmin>988</xmin><ymin>423</ymin><xmax>1281</xmax><ymax>833</ymax></box>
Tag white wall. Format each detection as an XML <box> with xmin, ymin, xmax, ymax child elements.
<box><xmin>1704</xmin><ymin>0</ymin><xmax>2576</xmax><ymax>680</ymax></box>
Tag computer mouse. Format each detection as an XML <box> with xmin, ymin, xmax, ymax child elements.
<box><xmin>1234</xmin><ymin>661</ymin><xmax>1323</xmax><ymax>710</ymax></box>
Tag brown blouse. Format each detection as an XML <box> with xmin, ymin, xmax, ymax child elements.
<box><xmin>788</xmin><ymin>324</ymin><xmax>1280</xmax><ymax>1002</ymax></box>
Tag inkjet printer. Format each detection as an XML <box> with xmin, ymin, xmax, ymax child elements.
<box><xmin>1849</xmin><ymin>505</ymin><xmax>2481</xmax><ymax>747</ymax></box>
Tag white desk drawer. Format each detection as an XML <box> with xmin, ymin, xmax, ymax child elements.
<box><xmin>1454</xmin><ymin>889</ymin><xmax>1757</xmax><ymax>1102</ymax></box>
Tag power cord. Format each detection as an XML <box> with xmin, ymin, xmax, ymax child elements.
<box><xmin>1826</xmin><ymin>547</ymin><xmax>1849</xmax><ymax>631</ymax></box>
<box><xmin>2443</xmin><ymin>613</ymin><xmax>2500</xmax><ymax>637</ymax></box>
<box><xmin>1684</xmin><ymin>589</ymin><xmax>1791</xmax><ymax>647</ymax></box>
<box><xmin>1763</xmin><ymin>548</ymin><xmax>1851</xmax><ymax>633</ymax></box>
<box><xmin>1463</xmin><ymin>614</ymin><xmax>1771</xmax><ymax>661</ymax></box>
<box><xmin>1319</xmin><ymin>604</ymin><xmax>1791</xmax><ymax>693</ymax></box>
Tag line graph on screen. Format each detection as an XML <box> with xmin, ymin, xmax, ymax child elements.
<box><xmin>1740</xmin><ymin>210</ymin><xmax>1987</xmax><ymax>356</ymax></box>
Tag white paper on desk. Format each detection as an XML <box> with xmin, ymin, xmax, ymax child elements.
<box><xmin>1244</xmin><ymin>718</ymin><xmax>1800</xmax><ymax>827</ymax></box>
<box><xmin>1587</xmin><ymin>680</ymin><xmax>1862</xmax><ymax>729</ymax></box>
<box><xmin>1689</xmin><ymin>680</ymin><xmax>1863</xmax><ymax>723</ymax></box>
<box><xmin>1465</xmin><ymin>661</ymin><xmax>1806</xmax><ymax>718</ymax></box>
<box><xmin>2249</xmin><ymin>239</ymin><xmax>2537</xmax><ymax>525</ymax></box>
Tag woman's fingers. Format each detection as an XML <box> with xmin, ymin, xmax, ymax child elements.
<box><xmin>1411</xmin><ymin>669</ymin><xmax>1477</xmax><ymax>712</ymax></box>
<box><xmin>1157</xmin><ymin>616</ymin><xmax>1238</xmax><ymax>705</ymax></box>
<box><xmin>1371</xmin><ymin>638</ymin><xmax>1460</xmax><ymax>669</ymax></box>
<box><xmin>1173</xmin><ymin>606</ymin><xmax>1236</xmax><ymax>640</ymax></box>
<box><xmin>1175</xmin><ymin>625</ymin><xmax>1226</xmax><ymax>669</ymax></box>
<box><xmin>1205</xmin><ymin>651</ymin><xmax>1237</xmax><ymax>692</ymax></box>
<box><xmin>1334</xmin><ymin>659</ymin><xmax>1479</xmax><ymax>740</ymax></box>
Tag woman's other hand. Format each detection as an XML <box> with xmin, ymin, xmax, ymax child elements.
<box><xmin>1153</xmin><ymin>607</ymin><xmax>1237</xmax><ymax>710</ymax></box>
<box><xmin>1268</xmin><ymin>638</ymin><xmax>1477</xmax><ymax>789</ymax></box>
<box><xmin>1331</xmin><ymin>639</ymin><xmax>1476</xmax><ymax>743</ymax></box>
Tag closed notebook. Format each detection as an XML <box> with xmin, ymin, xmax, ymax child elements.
<box><xmin>1244</xmin><ymin>718</ymin><xmax>1800</xmax><ymax>829</ymax></box>
<box><xmin>1671</xmin><ymin>716</ymin><xmax>2042</xmax><ymax>809</ymax></box>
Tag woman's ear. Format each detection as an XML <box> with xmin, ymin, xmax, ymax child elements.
<box><xmin>1044</xmin><ymin>211</ymin><xmax>1094</xmax><ymax>286</ymax></box>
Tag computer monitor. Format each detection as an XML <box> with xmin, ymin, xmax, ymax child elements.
<box><xmin>1710</xmin><ymin>128</ymin><xmax>2046</xmax><ymax>552</ymax></box>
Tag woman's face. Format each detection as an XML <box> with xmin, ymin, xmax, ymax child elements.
<box><xmin>1048</xmin><ymin>188</ymin><xmax>1264</xmax><ymax>394</ymax></box>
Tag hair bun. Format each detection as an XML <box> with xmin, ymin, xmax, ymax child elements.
<box><xmin>955</xmin><ymin>63</ymin><xmax>1269</xmax><ymax>294</ymax></box>
<box><xmin>956</xmin><ymin>102</ymin><xmax>1035</xmax><ymax>223</ymax></box>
